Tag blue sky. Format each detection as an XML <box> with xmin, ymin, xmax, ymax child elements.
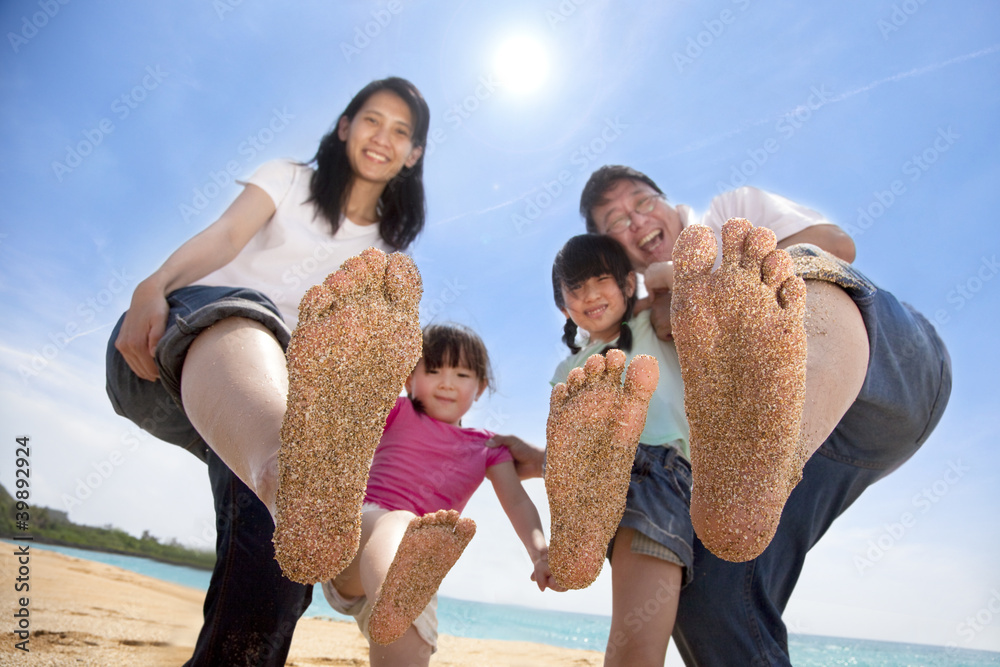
<box><xmin>2</xmin><ymin>0</ymin><xmax>999</xmax><ymax>656</ymax></box>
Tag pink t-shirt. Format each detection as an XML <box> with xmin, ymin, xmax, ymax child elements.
<box><xmin>364</xmin><ymin>398</ymin><xmax>513</xmax><ymax>515</ymax></box>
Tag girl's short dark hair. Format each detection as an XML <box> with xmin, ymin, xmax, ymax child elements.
<box><xmin>307</xmin><ymin>77</ymin><xmax>430</xmax><ymax>251</ymax></box>
<box><xmin>552</xmin><ymin>234</ymin><xmax>637</xmax><ymax>354</ymax></box>
<box><xmin>420</xmin><ymin>323</ymin><xmax>495</xmax><ymax>392</ymax></box>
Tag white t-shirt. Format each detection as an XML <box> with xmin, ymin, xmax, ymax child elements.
<box><xmin>678</xmin><ymin>186</ymin><xmax>831</xmax><ymax>255</ymax></box>
<box><xmin>551</xmin><ymin>310</ymin><xmax>690</xmax><ymax>458</ymax></box>
<box><xmin>197</xmin><ymin>159</ymin><xmax>391</xmax><ymax>328</ymax></box>
<box><xmin>636</xmin><ymin>186</ymin><xmax>833</xmax><ymax>296</ymax></box>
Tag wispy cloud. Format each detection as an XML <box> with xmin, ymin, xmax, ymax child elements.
<box><xmin>658</xmin><ymin>44</ymin><xmax>1000</xmax><ymax>159</ymax></box>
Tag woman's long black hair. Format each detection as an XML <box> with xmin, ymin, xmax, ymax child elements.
<box><xmin>307</xmin><ymin>77</ymin><xmax>430</xmax><ymax>251</ymax></box>
<box><xmin>552</xmin><ymin>234</ymin><xmax>638</xmax><ymax>354</ymax></box>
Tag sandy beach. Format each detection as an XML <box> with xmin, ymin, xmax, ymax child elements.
<box><xmin>1</xmin><ymin>545</ymin><xmax>603</xmax><ymax>666</ymax></box>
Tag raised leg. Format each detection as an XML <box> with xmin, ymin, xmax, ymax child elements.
<box><xmin>670</xmin><ymin>218</ymin><xmax>867</xmax><ymax>562</ymax></box>
<box><xmin>545</xmin><ymin>350</ymin><xmax>659</xmax><ymax>589</ymax></box>
<box><xmin>367</xmin><ymin>510</ymin><xmax>476</xmax><ymax>646</ymax></box>
<box><xmin>181</xmin><ymin>316</ymin><xmax>288</xmax><ymax>518</ymax></box>
<box><xmin>275</xmin><ymin>248</ymin><xmax>423</xmax><ymax>583</ymax></box>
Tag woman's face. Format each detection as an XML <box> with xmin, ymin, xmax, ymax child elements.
<box><xmin>338</xmin><ymin>89</ymin><xmax>424</xmax><ymax>185</ymax></box>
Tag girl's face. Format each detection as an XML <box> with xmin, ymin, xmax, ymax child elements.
<box><xmin>560</xmin><ymin>272</ymin><xmax>636</xmax><ymax>344</ymax></box>
<box><xmin>405</xmin><ymin>359</ymin><xmax>486</xmax><ymax>426</ymax></box>
<box><xmin>338</xmin><ymin>89</ymin><xmax>423</xmax><ymax>186</ymax></box>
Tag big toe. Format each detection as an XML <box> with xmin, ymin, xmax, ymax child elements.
<box><xmin>297</xmin><ymin>282</ymin><xmax>333</xmax><ymax>324</ymax></box>
<box><xmin>673</xmin><ymin>225</ymin><xmax>718</xmax><ymax>279</ymax></box>
<box><xmin>454</xmin><ymin>516</ymin><xmax>477</xmax><ymax>543</ymax></box>
<box><xmin>384</xmin><ymin>252</ymin><xmax>422</xmax><ymax>310</ymax></box>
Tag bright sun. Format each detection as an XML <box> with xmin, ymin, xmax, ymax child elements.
<box><xmin>493</xmin><ymin>34</ymin><xmax>550</xmax><ymax>95</ymax></box>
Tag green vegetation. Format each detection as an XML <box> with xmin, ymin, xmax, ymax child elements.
<box><xmin>0</xmin><ymin>483</ymin><xmax>215</xmax><ymax>570</ymax></box>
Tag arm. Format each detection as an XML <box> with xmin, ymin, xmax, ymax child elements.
<box><xmin>486</xmin><ymin>461</ymin><xmax>563</xmax><ymax>592</ymax></box>
<box><xmin>778</xmin><ymin>223</ymin><xmax>856</xmax><ymax>263</ymax></box>
<box><xmin>115</xmin><ymin>184</ymin><xmax>276</xmax><ymax>380</ymax></box>
<box><xmin>485</xmin><ymin>434</ymin><xmax>545</xmax><ymax>480</ymax></box>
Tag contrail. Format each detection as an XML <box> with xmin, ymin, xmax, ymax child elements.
<box><xmin>661</xmin><ymin>44</ymin><xmax>1000</xmax><ymax>159</ymax></box>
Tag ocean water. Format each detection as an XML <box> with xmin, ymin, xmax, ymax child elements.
<box><xmin>19</xmin><ymin>542</ymin><xmax>1000</xmax><ymax>665</ymax></box>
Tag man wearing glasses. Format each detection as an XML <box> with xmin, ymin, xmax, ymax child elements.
<box><xmin>574</xmin><ymin>166</ymin><xmax>950</xmax><ymax>665</ymax></box>
<box><xmin>580</xmin><ymin>166</ymin><xmax>856</xmax><ymax>339</ymax></box>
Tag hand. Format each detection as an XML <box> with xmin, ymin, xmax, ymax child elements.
<box><xmin>530</xmin><ymin>552</ymin><xmax>566</xmax><ymax>592</ymax></box>
<box><xmin>643</xmin><ymin>261</ymin><xmax>675</xmax><ymax>292</ymax></box>
<box><xmin>640</xmin><ymin>262</ymin><xmax>676</xmax><ymax>341</ymax></box>
<box><xmin>114</xmin><ymin>280</ymin><xmax>169</xmax><ymax>381</ymax></box>
<box><xmin>486</xmin><ymin>434</ymin><xmax>545</xmax><ymax>480</ymax></box>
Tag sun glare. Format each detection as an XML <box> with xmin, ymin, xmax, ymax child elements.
<box><xmin>493</xmin><ymin>34</ymin><xmax>550</xmax><ymax>95</ymax></box>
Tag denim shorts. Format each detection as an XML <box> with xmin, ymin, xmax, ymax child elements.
<box><xmin>105</xmin><ymin>285</ymin><xmax>289</xmax><ymax>462</ymax></box>
<box><xmin>673</xmin><ymin>245</ymin><xmax>953</xmax><ymax>665</ymax></box>
<box><xmin>608</xmin><ymin>443</ymin><xmax>694</xmax><ymax>586</ymax></box>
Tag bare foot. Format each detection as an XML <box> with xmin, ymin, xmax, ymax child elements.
<box><xmin>368</xmin><ymin>510</ymin><xmax>476</xmax><ymax>645</ymax></box>
<box><xmin>670</xmin><ymin>218</ymin><xmax>808</xmax><ymax>562</ymax></box>
<box><xmin>545</xmin><ymin>350</ymin><xmax>659</xmax><ymax>589</ymax></box>
<box><xmin>274</xmin><ymin>248</ymin><xmax>423</xmax><ymax>584</ymax></box>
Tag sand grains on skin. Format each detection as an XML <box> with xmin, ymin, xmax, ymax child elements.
<box><xmin>274</xmin><ymin>248</ymin><xmax>423</xmax><ymax>584</ymax></box>
<box><xmin>545</xmin><ymin>349</ymin><xmax>659</xmax><ymax>589</ymax></box>
<box><xmin>670</xmin><ymin>218</ymin><xmax>808</xmax><ymax>562</ymax></box>
<box><xmin>368</xmin><ymin>510</ymin><xmax>477</xmax><ymax>646</ymax></box>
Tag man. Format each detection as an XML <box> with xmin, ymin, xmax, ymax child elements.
<box><xmin>500</xmin><ymin>166</ymin><xmax>951</xmax><ymax>665</ymax></box>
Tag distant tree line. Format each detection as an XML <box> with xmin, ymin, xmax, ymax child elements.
<box><xmin>0</xmin><ymin>483</ymin><xmax>214</xmax><ymax>570</ymax></box>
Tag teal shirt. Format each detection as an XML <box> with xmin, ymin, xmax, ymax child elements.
<box><xmin>551</xmin><ymin>310</ymin><xmax>690</xmax><ymax>459</ymax></box>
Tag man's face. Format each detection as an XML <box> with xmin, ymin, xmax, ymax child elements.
<box><xmin>590</xmin><ymin>179</ymin><xmax>683</xmax><ymax>270</ymax></box>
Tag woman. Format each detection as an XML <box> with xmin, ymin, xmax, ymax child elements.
<box><xmin>106</xmin><ymin>77</ymin><xmax>430</xmax><ymax>666</ymax></box>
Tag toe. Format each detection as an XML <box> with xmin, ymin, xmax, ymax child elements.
<box><xmin>673</xmin><ymin>225</ymin><xmax>717</xmax><ymax>278</ymax></box>
<box><xmin>582</xmin><ymin>353</ymin><xmax>607</xmax><ymax>383</ymax></box>
<box><xmin>454</xmin><ymin>517</ymin><xmax>477</xmax><ymax>543</ymax></box>
<box><xmin>297</xmin><ymin>283</ymin><xmax>332</xmax><ymax>324</ymax></box>
<box><xmin>566</xmin><ymin>366</ymin><xmax>586</xmax><ymax>391</ymax></box>
<box><xmin>741</xmin><ymin>226</ymin><xmax>778</xmax><ymax>270</ymax></box>
<box><xmin>623</xmin><ymin>354</ymin><xmax>660</xmax><ymax>403</ymax></box>
<box><xmin>339</xmin><ymin>247</ymin><xmax>388</xmax><ymax>295</ymax></box>
<box><xmin>384</xmin><ymin>252</ymin><xmax>423</xmax><ymax>309</ymax></box>
<box><xmin>549</xmin><ymin>382</ymin><xmax>569</xmax><ymax>412</ymax></box>
<box><xmin>760</xmin><ymin>249</ymin><xmax>795</xmax><ymax>288</ymax></box>
<box><xmin>777</xmin><ymin>275</ymin><xmax>807</xmax><ymax>314</ymax></box>
<box><xmin>604</xmin><ymin>348</ymin><xmax>626</xmax><ymax>378</ymax></box>
<box><xmin>721</xmin><ymin>218</ymin><xmax>753</xmax><ymax>268</ymax></box>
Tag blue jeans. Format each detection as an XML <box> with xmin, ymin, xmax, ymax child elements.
<box><xmin>672</xmin><ymin>248</ymin><xmax>953</xmax><ymax>665</ymax></box>
<box><xmin>610</xmin><ymin>444</ymin><xmax>695</xmax><ymax>585</ymax></box>
<box><xmin>106</xmin><ymin>285</ymin><xmax>311</xmax><ymax>667</ymax></box>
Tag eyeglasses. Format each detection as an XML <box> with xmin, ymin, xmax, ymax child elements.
<box><xmin>604</xmin><ymin>195</ymin><xmax>663</xmax><ymax>234</ymax></box>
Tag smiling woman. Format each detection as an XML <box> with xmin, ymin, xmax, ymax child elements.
<box><xmin>493</xmin><ymin>34</ymin><xmax>551</xmax><ymax>94</ymax></box>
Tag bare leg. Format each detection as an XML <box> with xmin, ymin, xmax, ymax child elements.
<box><xmin>332</xmin><ymin>510</ymin><xmax>437</xmax><ymax>667</ymax></box>
<box><xmin>671</xmin><ymin>218</ymin><xmax>868</xmax><ymax>562</ymax></box>
<box><xmin>369</xmin><ymin>626</ymin><xmax>433</xmax><ymax>667</ymax></box>
<box><xmin>605</xmin><ymin>528</ymin><xmax>681</xmax><ymax>667</ymax></box>
<box><xmin>545</xmin><ymin>350</ymin><xmax>659</xmax><ymax>589</ymax></box>
<box><xmin>275</xmin><ymin>248</ymin><xmax>423</xmax><ymax>584</ymax></box>
<box><xmin>368</xmin><ymin>510</ymin><xmax>476</xmax><ymax>646</ymax></box>
<box><xmin>180</xmin><ymin>317</ymin><xmax>286</xmax><ymax>517</ymax></box>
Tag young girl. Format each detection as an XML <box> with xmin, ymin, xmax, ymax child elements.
<box><xmin>106</xmin><ymin>78</ymin><xmax>430</xmax><ymax>665</ymax></box>
<box><xmin>551</xmin><ymin>234</ymin><xmax>691</xmax><ymax>666</ymax></box>
<box><xmin>323</xmin><ymin>323</ymin><xmax>561</xmax><ymax>667</ymax></box>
